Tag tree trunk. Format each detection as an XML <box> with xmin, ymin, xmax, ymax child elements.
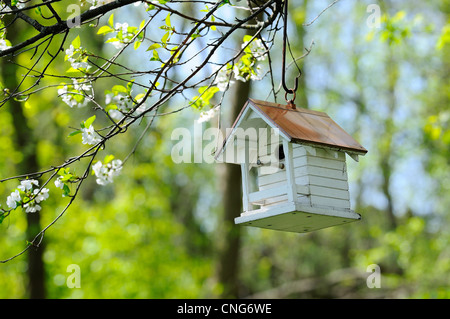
<box><xmin>216</xmin><ymin>78</ymin><xmax>251</xmax><ymax>298</ymax></box>
<box><xmin>0</xmin><ymin>28</ymin><xmax>46</xmax><ymax>299</ymax></box>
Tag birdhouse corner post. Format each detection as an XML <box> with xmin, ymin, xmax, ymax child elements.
<box><xmin>240</xmin><ymin>137</ymin><xmax>252</xmax><ymax>213</ymax></box>
<box><xmin>282</xmin><ymin>139</ymin><xmax>299</xmax><ymax>203</ymax></box>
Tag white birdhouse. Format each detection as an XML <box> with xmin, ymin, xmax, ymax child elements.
<box><xmin>215</xmin><ymin>99</ymin><xmax>368</xmax><ymax>233</ymax></box>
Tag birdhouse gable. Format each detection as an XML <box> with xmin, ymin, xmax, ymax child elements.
<box><xmin>215</xmin><ymin>99</ymin><xmax>367</xmax><ymax>166</ymax></box>
<box><xmin>214</xmin><ymin>100</ymin><xmax>290</xmax><ymax>166</ymax></box>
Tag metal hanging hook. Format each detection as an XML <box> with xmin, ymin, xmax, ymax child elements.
<box><xmin>281</xmin><ymin>0</ymin><xmax>301</xmax><ymax>109</ymax></box>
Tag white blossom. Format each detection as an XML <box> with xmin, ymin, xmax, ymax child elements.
<box><xmin>214</xmin><ymin>65</ymin><xmax>234</xmax><ymax>92</ymax></box>
<box><xmin>92</xmin><ymin>159</ymin><xmax>123</xmax><ymax>185</ymax></box>
<box><xmin>134</xmin><ymin>1</ymin><xmax>149</xmax><ymax>8</ymax></box>
<box><xmin>233</xmin><ymin>65</ymin><xmax>248</xmax><ymax>82</ymax></box>
<box><xmin>107</xmin><ymin>22</ymin><xmax>134</xmax><ymax>49</ymax></box>
<box><xmin>65</xmin><ymin>44</ymin><xmax>91</xmax><ymax>70</ymax></box>
<box><xmin>106</xmin><ymin>92</ymin><xmax>135</xmax><ymax>119</ymax></box>
<box><xmin>15</xmin><ymin>1</ymin><xmax>25</xmax><ymax>9</ymax></box>
<box><xmin>58</xmin><ymin>79</ymin><xmax>92</xmax><ymax>108</ymax></box>
<box><xmin>23</xmin><ymin>202</ymin><xmax>41</xmax><ymax>213</ymax></box>
<box><xmin>85</xmin><ymin>0</ymin><xmax>113</xmax><ymax>10</ymax></box>
<box><xmin>5</xmin><ymin>179</ymin><xmax>49</xmax><ymax>213</ymax></box>
<box><xmin>6</xmin><ymin>190</ymin><xmax>21</xmax><ymax>209</ymax></box>
<box><xmin>18</xmin><ymin>179</ymin><xmax>39</xmax><ymax>192</ymax></box>
<box><xmin>110</xmin><ymin>159</ymin><xmax>122</xmax><ymax>172</ymax></box>
<box><xmin>110</xmin><ymin>39</ymin><xmax>126</xmax><ymax>50</ymax></box>
<box><xmin>0</xmin><ymin>39</ymin><xmax>11</xmax><ymax>51</ymax></box>
<box><xmin>197</xmin><ymin>108</ymin><xmax>218</xmax><ymax>123</ymax></box>
<box><xmin>65</xmin><ymin>44</ymin><xmax>75</xmax><ymax>57</ymax></box>
<box><xmin>115</xmin><ymin>22</ymin><xmax>129</xmax><ymax>36</ymax></box>
<box><xmin>33</xmin><ymin>188</ymin><xmax>49</xmax><ymax>203</ymax></box>
<box><xmin>81</xmin><ymin>125</ymin><xmax>102</xmax><ymax>145</ymax></box>
<box><xmin>71</xmin><ymin>60</ymin><xmax>91</xmax><ymax>70</ymax></box>
<box><xmin>250</xmin><ymin>64</ymin><xmax>264</xmax><ymax>81</ymax></box>
<box><xmin>54</xmin><ymin>177</ymin><xmax>64</xmax><ymax>189</ymax></box>
<box><xmin>135</xmin><ymin>103</ymin><xmax>149</xmax><ymax>115</ymax></box>
<box><xmin>242</xmin><ymin>38</ymin><xmax>267</xmax><ymax>62</ymax></box>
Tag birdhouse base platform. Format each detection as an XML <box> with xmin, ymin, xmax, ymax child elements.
<box><xmin>235</xmin><ymin>202</ymin><xmax>361</xmax><ymax>233</ymax></box>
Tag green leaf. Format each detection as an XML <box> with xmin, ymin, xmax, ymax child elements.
<box><xmin>165</xmin><ymin>13</ymin><xmax>171</xmax><ymax>27</ymax></box>
<box><xmin>146</xmin><ymin>43</ymin><xmax>161</xmax><ymax>51</ymax></box>
<box><xmin>105</xmin><ymin>37</ymin><xmax>119</xmax><ymax>43</ymax></box>
<box><xmin>72</xmin><ymin>36</ymin><xmax>81</xmax><ymax>49</ymax></box>
<box><xmin>104</xmin><ymin>154</ymin><xmax>115</xmax><ymax>164</ymax></box>
<box><xmin>134</xmin><ymin>41</ymin><xmax>141</xmax><ymax>50</ymax></box>
<box><xmin>97</xmin><ymin>25</ymin><xmax>113</xmax><ymax>35</ymax></box>
<box><xmin>243</xmin><ymin>35</ymin><xmax>253</xmax><ymax>43</ymax></box>
<box><xmin>127</xmin><ymin>80</ymin><xmax>134</xmax><ymax>93</ymax></box>
<box><xmin>134</xmin><ymin>93</ymin><xmax>146</xmax><ymax>102</ymax></box>
<box><xmin>150</xmin><ymin>49</ymin><xmax>160</xmax><ymax>61</ymax></box>
<box><xmin>191</xmin><ymin>31</ymin><xmax>201</xmax><ymax>39</ymax></box>
<box><xmin>108</xmin><ymin>13</ymin><xmax>114</xmax><ymax>28</ymax></box>
<box><xmin>191</xmin><ymin>86</ymin><xmax>220</xmax><ymax>109</ymax></box>
<box><xmin>436</xmin><ymin>24</ymin><xmax>450</xmax><ymax>50</ymax></box>
<box><xmin>210</xmin><ymin>16</ymin><xmax>216</xmax><ymax>31</ymax></box>
<box><xmin>84</xmin><ymin>115</ymin><xmax>96</xmax><ymax>128</ymax></box>
<box><xmin>105</xmin><ymin>104</ymin><xmax>118</xmax><ymax>112</ymax></box>
<box><xmin>58</xmin><ymin>168</ymin><xmax>70</xmax><ymax>176</ymax></box>
<box><xmin>139</xmin><ymin>19</ymin><xmax>146</xmax><ymax>30</ymax></box>
<box><xmin>63</xmin><ymin>184</ymin><xmax>71</xmax><ymax>197</ymax></box>
<box><xmin>68</xmin><ymin>130</ymin><xmax>82</xmax><ymax>137</ymax></box>
<box><xmin>112</xmin><ymin>85</ymin><xmax>127</xmax><ymax>94</ymax></box>
<box><xmin>220</xmin><ymin>0</ymin><xmax>231</xmax><ymax>7</ymax></box>
<box><xmin>60</xmin><ymin>174</ymin><xmax>73</xmax><ymax>182</ymax></box>
<box><xmin>161</xmin><ymin>31</ymin><xmax>170</xmax><ymax>46</ymax></box>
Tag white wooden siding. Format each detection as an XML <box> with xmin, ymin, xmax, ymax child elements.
<box><xmin>252</xmin><ymin>141</ymin><xmax>351</xmax><ymax>210</ymax></box>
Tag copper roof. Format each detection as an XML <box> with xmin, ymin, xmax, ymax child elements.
<box><xmin>218</xmin><ymin>99</ymin><xmax>367</xmax><ymax>156</ymax></box>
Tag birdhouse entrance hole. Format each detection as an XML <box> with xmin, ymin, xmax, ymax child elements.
<box><xmin>276</xmin><ymin>144</ymin><xmax>285</xmax><ymax>161</ymax></box>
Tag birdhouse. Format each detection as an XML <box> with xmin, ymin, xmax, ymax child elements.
<box><xmin>215</xmin><ymin>99</ymin><xmax>368</xmax><ymax>233</ymax></box>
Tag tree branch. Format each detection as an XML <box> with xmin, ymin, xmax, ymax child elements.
<box><xmin>0</xmin><ymin>0</ymin><xmax>141</xmax><ymax>57</ymax></box>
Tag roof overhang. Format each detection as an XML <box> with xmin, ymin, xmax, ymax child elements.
<box><xmin>214</xmin><ymin>99</ymin><xmax>367</xmax><ymax>164</ymax></box>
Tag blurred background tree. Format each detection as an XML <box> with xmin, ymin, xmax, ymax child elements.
<box><xmin>0</xmin><ymin>0</ymin><xmax>449</xmax><ymax>298</ymax></box>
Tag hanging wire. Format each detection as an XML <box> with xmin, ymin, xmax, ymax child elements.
<box><xmin>281</xmin><ymin>0</ymin><xmax>302</xmax><ymax>108</ymax></box>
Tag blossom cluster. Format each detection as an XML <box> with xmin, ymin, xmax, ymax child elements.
<box><xmin>58</xmin><ymin>78</ymin><xmax>93</xmax><ymax>108</ymax></box>
<box><xmin>105</xmin><ymin>91</ymin><xmax>149</xmax><ymax>121</ymax></box>
<box><xmin>5</xmin><ymin>179</ymin><xmax>49</xmax><ymax>213</ymax></box>
<box><xmin>214</xmin><ymin>64</ymin><xmax>234</xmax><ymax>92</ymax></box>
<box><xmin>243</xmin><ymin>37</ymin><xmax>267</xmax><ymax>62</ymax></box>
<box><xmin>197</xmin><ymin>107</ymin><xmax>219</xmax><ymax>124</ymax></box>
<box><xmin>106</xmin><ymin>91</ymin><xmax>134</xmax><ymax>120</ymax></box>
<box><xmin>108</xmin><ymin>22</ymin><xmax>135</xmax><ymax>50</ymax></box>
<box><xmin>201</xmin><ymin>37</ymin><xmax>267</xmax><ymax>123</ymax></box>
<box><xmin>0</xmin><ymin>0</ymin><xmax>25</xmax><ymax>12</ymax></box>
<box><xmin>65</xmin><ymin>44</ymin><xmax>91</xmax><ymax>71</ymax></box>
<box><xmin>213</xmin><ymin>37</ymin><xmax>267</xmax><ymax>92</ymax></box>
<box><xmin>81</xmin><ymin>125</ymin><xmax>102</xmax><ymax>145</ymax></box>
<box><xmin>92</xmin><ymin>159</ymin><xmax>123</xmax><ymax>185</ymax></box>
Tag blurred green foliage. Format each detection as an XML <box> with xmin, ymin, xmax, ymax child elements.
<box><xmin>0</xmin><ymin>0</ymin><xmax>449</xmax><ymax>299</ymax></box>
